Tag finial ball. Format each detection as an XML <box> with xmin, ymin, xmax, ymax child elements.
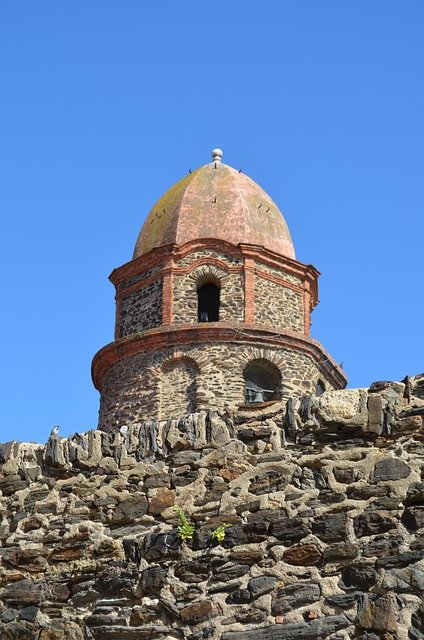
<box><xmin>212</xmin><ymin>148</ymin><xmax>223</xmax><ymax>163</ymax></box>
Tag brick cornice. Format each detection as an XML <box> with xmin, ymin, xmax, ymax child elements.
<box><xmin>173</xmin><ymin>257</ymin><xmax>242</xmax><ymax>276</ymax></box>
<box><xmin>92</xmin><ymin>323</ymin><xmax>347</xmax><ymax>393</ymax></box>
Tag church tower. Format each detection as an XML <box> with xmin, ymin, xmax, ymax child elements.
<box><xmin>92</xmin><ymin>150</ymin><xmax>346</xmax><ymax>431</ymax></box>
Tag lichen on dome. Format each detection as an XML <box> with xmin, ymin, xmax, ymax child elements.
<box><xmin>133</xmin><ymin>152</ymin><xmax>295</xmax><ymax>259</ymax></box>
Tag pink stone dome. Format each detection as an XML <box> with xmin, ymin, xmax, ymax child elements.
<box><xmin>133</xmin><ymin>157</ymin><xmax>295</xmax><ymax>259</ymax></box>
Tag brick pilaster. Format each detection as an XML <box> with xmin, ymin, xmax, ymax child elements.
<box><xmin>303</xmin><ymin>286</ymin><xmax>311</xmax><ymax>335</ymax></box>
<box><xmin>162</xmin><ymin>259</ymin><xmax>174</xmax><ymax>324</ymax></box>
<box><xmin>244</xmin><ymin>257</ymin><xmax>255</xmax><ymax>323</ymax></box>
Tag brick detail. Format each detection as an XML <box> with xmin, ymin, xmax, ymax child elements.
<box><xmin>162</xmin><ymin>260</ymin><xmax>174</xmax><ymax>324</ymax></box>
<box><xmin>244</xmin><ymin>257</ymin><xmax>255</xmax><ymax>323</ymax></box>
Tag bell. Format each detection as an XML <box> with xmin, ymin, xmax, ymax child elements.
<box><xmin>253</xmin><ymin>390</ymin><xmax>265</xmax><ymax>403</ymax></box>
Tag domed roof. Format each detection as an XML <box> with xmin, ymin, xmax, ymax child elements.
<box><xmin>133</xmin><ymin>150</ymin><xmax>295</xmax><ymax>259</ymax></box>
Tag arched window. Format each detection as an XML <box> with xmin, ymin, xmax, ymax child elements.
<box><xmin>197</xmin><ymin>282</ymin><xmax>220</xmax><ymax>322</ymax></box>
<box><xmin>316</xmin><ymin>379</ymin><xmax>326</xmax><ymax>396</ymax></box>
<box><xmin>243</xmin><ymin>359</ymin><xmax>282</xmax><ymax>405</ymax></box>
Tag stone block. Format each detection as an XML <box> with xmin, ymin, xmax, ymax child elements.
<box><xmin>356</xmin><ymin>593</ymin><xmax>398</xmax><ymax>632</ymax></box>
<box><xmin>353</xmin><ymin>511</ymin><xmax>397</xmax><ymax>537</ymax></box>
<box><xmin>221</xmin><ymin>615</ymin><xmax>350</xmax><ymax>639</ymax></box>
<box><xmin>315</xmin><ymin>388</ymin><xmax>367</xmax><ymax>427</ymax></box>
<box><xmin>362</xmin><ymin>536</ymin><xmax>402</xmax><ymax>558</ymax></box>
<box><xmin>404</xmin><ymin>481</ymin><xmax>424</xmax><ymax>506</ymax></box>
<box><xmin>322</xmin><ymin>543</ymin><xmax>359</xmax><ymax>564</ymax></box>
<box><xmin>367</xmin><ymin>395</ymin><xmax>384</xmax><ymax>435</ymax></box>
<box><xmin>111</xmin><ymin>494</ymin><xmax>148</xmax><ymax>524</ymax></box>
<box><xmin>312</xmin><ymin>512</ymin><xmax>348</xmax><ymax>542</ymax></box>
<box><xmin>271</xmin><ymin>583</ymin><xmax>320</xmax><ymax>615</ymax></box>
<box><xmin>333</xmin><ymin>467</ymin><xmax>357</xmax><ymax>484</ymax></box>
<box><xmin>248</xmin><ymin>576</ymin><xmax>277</xmax><ymax>598</ymax></box>
<box><xmin>282</xmin><ymin>544</ymin><xmax>322</xmax><ymax>566</ymax></box>
<box><xmin>372</xmin><ymin>458</ymin><xmax>410</xmax><ymax>482</ymax></box>
<box><xmin>269</xmin><ymin>517</ymin><xmax>310</xmax><ymax>542</ymax></box>
<box><xmin>325</xmin><ymin>593</ymin><xmax>357</xmax><ymax>608</ymax></box>
<box><xmin>148</xmin><ymin>489</ymin><xmax>175</xmax><ymax>515</ymax></box>
<box><xmin>1</xmin><ymin>621</ymin><xmax>37</xmax><ymax>640</ymax></box>
<box><xmin>401</xmin><ymin>506</ymin><xmax>424</xmax><ymax>530</ymax></box>
<box><xmin>180</xmin><ymin>600</ymin><xmax>214</xmax><ymax>624</ymax></box>
<box><xmin>144</xmin><ymin>530</ymin><xmax>180</xmax><ymax>561</ymax></box>
<box><xmin>175</xmin><ymin>560</ymin><xmax>209</xmax><ymax>583</ymax></box>
<box><xmin>340</xmin><ymin>565</ymin><xmax>377</xmax><ymax>591</ymax></box>
<box><xmin>225</xmin><ymin>589</ymin><xmax>251</xmax><ymax>604</ymax></box>
<box><xmin>137</xmin><ymin>566</ymin><xmax>167</xmax><ymax>594</ymax></box>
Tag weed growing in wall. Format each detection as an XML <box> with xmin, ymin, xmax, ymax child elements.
<box><xmin>210</xmin><ymin>523</ymin><xmax>231</xmax><ymax>543</ymax></box>
<box><xmin>174</xmin><ymin>506</ymin><xmax>195</xmax><ymax>542</ymax></box>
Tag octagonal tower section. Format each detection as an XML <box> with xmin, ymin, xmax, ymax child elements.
<box><xmin>92</xmin><ymin>150</ymin><xmax>346</xmax><ymax>431</ymax></box>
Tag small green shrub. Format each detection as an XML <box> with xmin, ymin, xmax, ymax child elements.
<box><xmin>175</xmin><ymin>506</ymin><xmax>195</xmax><ymax>542</ymax></box>
<box><xmin>210</xmin><ymin>523</ymin><xmax>231</xmax><ymax>543</ymax></box>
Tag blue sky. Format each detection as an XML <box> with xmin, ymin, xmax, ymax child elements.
<box><xmin>1</xmin><ymin>2</ymin><xmax>423</xmax><ymax>443</ymax></box>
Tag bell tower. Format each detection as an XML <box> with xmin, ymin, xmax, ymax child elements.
<box><xmin>92</xmin><ymin>150</ymin><xmax>346</xmax><ymax>431</ymax></box>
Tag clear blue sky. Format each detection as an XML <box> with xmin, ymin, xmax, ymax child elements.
<box><xmin>1</xmin><ymin>2</ymin><xmax>423</xmax><ymax>444</ymax></box>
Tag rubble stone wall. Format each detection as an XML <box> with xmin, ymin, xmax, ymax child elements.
<box><xmin>160</xmin><ymin>358</ymin><xmax>200</xmax><ymax>419</ymax></box>
<box><xmin>121</xmin><ymin>264</ymin><xmax>163</xmax><ymax>290</ymax></box>
<box><xmin>255</xmin><ymin>262</ymin><xmax>303</xmax><ymax>286</ymax></box>
<box><xmin>1</xmin><ymin>375</ymin><xmax>424</xmax><ymax>640</ymax></box>
<box><xmin>120</xmin><ymin>280</ymin><xmax>163</xmax><ymax>337</ymax></box>
<box><xmin>97</xmin><ymin>343</ymin><xmax>328</xmax><ymax>430</ymax></box>
<box><xmin>254</xmin><ymin>276</ymin><xmax>304</xmax><ymax>332</ymax></box>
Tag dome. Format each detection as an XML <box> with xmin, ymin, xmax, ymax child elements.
<box><xmin>133</xmin><ymin>151</ymin><xmax>295</xmax><ymax>259</ymax></box>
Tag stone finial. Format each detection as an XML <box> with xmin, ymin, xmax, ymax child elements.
<box><xmin>212</xmin><ymin>148</ymin><xmax>223</xmax><ymax>163</ymax></box>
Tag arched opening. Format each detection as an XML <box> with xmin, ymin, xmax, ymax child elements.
<box><xmin>160</xmin><ymin>357</ymin><xmax>199</xmax><ymax>418</ymax></box>
<box><xmin>243</xmin><ymin>359</ymin><xmax>282</xmax><ymax>405</ymax></box>
<box><xmin>316</xmin><ymin>379</ymin><xmax>326</xmax><ymax>396</ymax></box>
<box><xmin>197</xmin><ymin>282</ymin><xmax>220</xmax><ymax>322</ymax></box>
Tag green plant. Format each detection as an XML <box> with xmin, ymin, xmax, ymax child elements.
<box><xmin>174</xmin><ymin>506</ymin><xmax>195</xmax><ymax>542</ymax></box>
<box><xmin>210</xmin><ymin>523</ymin><xmax>231</xmax><ymax>543</ymax></box>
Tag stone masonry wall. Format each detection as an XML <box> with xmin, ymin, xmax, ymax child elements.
<box><xmin>254</xmin><ymin>276</ymin><xmax>304</xmax><ymax>332</ymax></box>
<box><xmin>160</xmin><ymin>358</ymin><xmax>199</xmax><ymax>419</ymax></box>
<box><xmin>97</xmin><ymin>343</ymin><xmax>328</xmax><ymax>430</ymax></box>
<box><xmin>255</xmin><ymin>262</ymin><xmax>303</xmax><ymax>286</ymax></box>
<box><xmin>173</xmin><ymin>272</ymin><xmax>244</xmax><ymax>324</ymax></box>
<box><xmin>1</xmin><ymin>374</ymin><xmax>424</xmax><ymax>640</ymax></box>
<box><xmin>121</xmin><ymin>264</ymin><xmax>163</xmax><ymax>291</ymax></box>
<box><xmin>178</xmin><ymin>250</ymin><xmax>242</xmax><ymax>268</ymax></box>
<box><xmin>120</xmin><ymin>280</ymin><xmax>163</xmax><ymax>338</ymax></box>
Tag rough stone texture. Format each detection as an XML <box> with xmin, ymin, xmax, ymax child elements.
<box><xmin>255</xmin><ymin>262</ymin><xmax>302</xmax><ymax>286</ymax></box>
<box><xmin>160</xmin><ymin>357</ymin><xmax>199</xmax><ymax>417</ymax></box>
<box><xmin>121</xmin><ymin>264</ymin><xmax>163</xmax><ymax>290</ymax></box>
<box><xmin>173</xmin><ymin>255</ymin><xmax>244</xmax><ymax>324</ymax></box>
<box><xmin>254</xmin><ymin>275</ymin><xmax>304</xmax><ymax>332</ymax></box>
<box><xmin>97</xmin><ymin>343</ymin><xmax>327</xmax><ymax>428</ymax></box>
<box><xmin>1</xmin><ymin>375</ymin><xmax>424</xmax><ymax>639</ymax></box>
<box><xmin>120</xmin><ymin>279</ymin><xmax>163</xmax><ymax>337</ymax></box>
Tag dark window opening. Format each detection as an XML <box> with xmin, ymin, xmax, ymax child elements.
<box><xmin>243</xmin><ymin>359</ymin><xmax>282</xmax><ymax>404</ymax></box>
<box><xmin>197</xmin><ymin>283</ymin><xmax>220</xmax><ymax>322</ymax></box>
<box><xmin>316</xmin><ymin>379</ymin><xmax>326</xmax><ymax>396</ymax></box>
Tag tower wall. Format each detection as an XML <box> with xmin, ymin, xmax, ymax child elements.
<box><xmin>96</xmin><ymin>341</ymin><xmax>334</xmax><ymax>431</ymax></box>
<box><xmin>94</xmin><ymin>238</ymin><xmax>345</xmax><ymax>430</ymax></box>
<box><xmin>172</xmin><ymin>270</ymin><xmax>245</xmax><ymax>324</ymax></box>
<box><xmin>254</xmin><ymin>276</ymin><xmax>304</xmax><ymax>332</ymax></box>
<box><xmin>120</xmin><ymin>279</ymin><xmax>163</xmax><ymax>337</ymax></box>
